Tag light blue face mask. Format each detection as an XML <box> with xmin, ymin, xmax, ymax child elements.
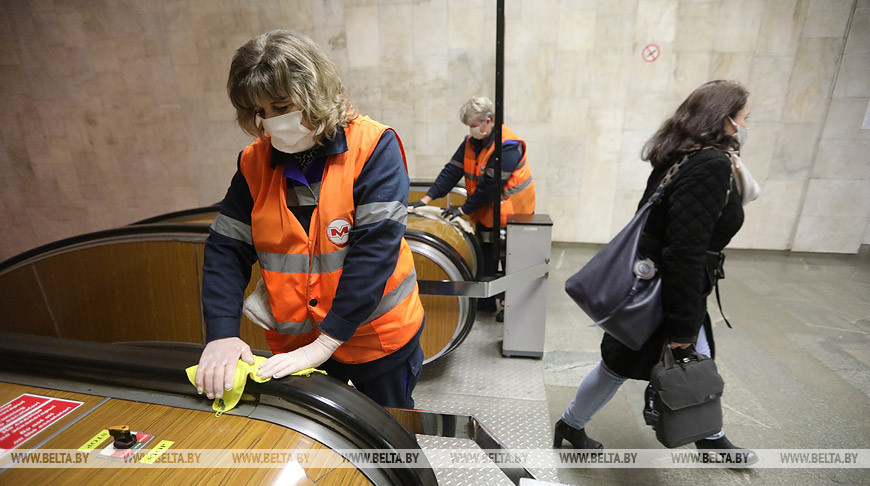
<box><xmin>729</xmin><ymin>117</ymin><xmax>748</xmax><ymax>147</ymax></box>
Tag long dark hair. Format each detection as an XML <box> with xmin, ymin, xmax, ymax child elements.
<box><xmin>642</xmin><ymin>80</ymin><xmax>748</xmax><ymax>168</ymax></box>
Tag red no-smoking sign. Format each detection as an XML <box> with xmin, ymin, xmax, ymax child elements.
<box><xmin>642</xmin><ymin>44</ymin><xmax>660</xmax><ymax>62</ymax></box>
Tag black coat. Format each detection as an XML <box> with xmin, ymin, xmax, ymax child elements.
<box><xmin>601</xmin><ymin>148</ymin><xmax>744</xmax><ymax>380</ymax></box>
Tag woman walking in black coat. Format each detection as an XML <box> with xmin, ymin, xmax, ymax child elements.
<box><xmin>554</xmin><ymin>80</ymin><xmax>759</xmax><ymax>464</ymax></box>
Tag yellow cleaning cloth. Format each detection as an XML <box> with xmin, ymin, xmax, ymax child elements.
<box><xmin>185</xmin><ymin>357</ymin><xmax>326</xmax><ymax>416</ymax></box>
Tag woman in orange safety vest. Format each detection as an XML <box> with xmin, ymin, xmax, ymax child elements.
<box><xmin>195</xmin><ymin>30</ymin><xmax>425</xmax><ymax>409</ymax></box>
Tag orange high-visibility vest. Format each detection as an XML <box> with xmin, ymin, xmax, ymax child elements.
<box><xmin>240</xmin><ymin>115</ymin><xmax>424</xmax><ymax>364</ymax></box>
<box><xmin>463</xmin><ymin>125</ymin><xmax>535</xmax><ymax>227</ymax></box>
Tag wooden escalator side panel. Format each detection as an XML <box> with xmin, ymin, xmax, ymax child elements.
<box><xmin>0</xmin><ymin>263</ymin><xmax>58</xmax><ymax>337</ymax></box>
<box><xmin>413</xmin><ymin>254</ymin><xmax>461</xmax><ymax>362</ymax></box>
<box><xmin>0</xmin><ymin>383</ymin><xmax>372</xmax><ymax>485</ymax></box>
<box><xmin>31</xmin><ymin>241</ymin><xmax>204</xmax><ymax>344</ymax></box>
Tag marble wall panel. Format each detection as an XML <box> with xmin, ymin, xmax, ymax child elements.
<box><xmin>755</xmin><ymin>0</ymin><xmax>803</xmax><ymax>56</ymax></box>
<box><xmin>596</xmin><ymin>0</ymin><xmax>640</xmax><ymax>15</ymax></box>
<box><xmin>812</xmin><ymin>140</ymin><xmax>870</xmax><ymax>179</ymax></box>
<box><xmin>801</xmin><ymin>179</ymin><xmax>870</xmax><ymax>219</ymax></box>
<box><xmin>575</xmin><ymin>160</ymin><xmax>619</xmax><ymax>243</ymax></box>
<box><xmin>832</xmin><ymin>53</ymin><xmax>870</xmax><ymax>98</ymax></box>
<box><xmin>589</xmin><ymin>52</ymin><xmax>630</xmax><ymax>107</ymax></box>
<box><xmin>781</xmin><ymin>37</ymin><xmax>842</xmax><ymax>123</ymax></box>
<box><xmin>545</xmin><ymin>136</ymin><xmax>585</xmax><ymax>198</ymax></box>
<box><xmin>507</xmin><ymin>44</ymin><xmax>555</xmax><ymax>123</ymax></box>
<box><xmin>710</xmin><ymin>52</ymin><xmax>754</xmax><ymax>82</ymax></box>
<box><xmin>624</xmin><ymin>93</ymin><xmax>670</xmax><ymax>131</ymax></box>
<box><xmin>412</xmin><ymin>0</ymin><xmax>448</xmax><ymax>57</ymax></box>
<box><xmin>594</xmin><ymin>14</ymin><xmax>635</xmax><ymax>56</ymax></box>
<box><xmin>821</xmin><ymin>97</ymin><xmax>870</xmax><ymax>140</ymax></box>
<box><xmin>747</xmin><ymin>56</ymin><xmax>796</xmax><ymax>122</ymax></box>
<box><xmin>552</xmin><ymin>50</ymin><xmax>590</xmax><ymax>99</ymax></box>
<box><xmin>739</xmin><ymin>122</ymin><xmax>777</xmax><ymax>183</ymax></box>
<box><xmin>673</xmin><ymin>1</ymin><xmax>717</xmax><ymax>52</ymax></box>
<box><xmin>667</xmin><ymin>51</ymin><xmax>712</xmax><ymax>100</ymax></box>
<box><xmin>551</xmin><ymin>97</ymin><xmax>588</xmax><ymax>137</ymax></box>
<box><xmin>844</xmin><ymin>8</ymin><xmax>870</xmax><ymax>53</ymax></box>
<box><xmin>345</xmin><ymin>5</ymin><xmax>380</xmax><ymax>68</ymax></box>
<box><xmin>713</xmin><ymin>0</ymin><xmax>764</xmax><ymax>53</ymax></box>
<box><xmin>556</xmin><ymin>9</ymin><xmax>596</xmax><ymax>51</ymax></box>
<box><xmin>378</xmin><ymin>3</ymin><xmax>413</xmax><ymax>71</ymax></box>
<box><xmin>730</xmin><ymin>179</ymin><xmax>804</xmax><ymax>250</ymax></box>
<box><xmin>447</xmin><ymin>5</ymin><xmax>485</xmax><ymax>50</ymax></box>
<box><xmin>803</xmin><ymin>0</ymin><xmax>853</xmax><ymax>38</ymax></box>
<box><xmin>793</xmin><ymin>215</ymin><xmax>867</xmax><ymax>253</ymax></box>
<box><xmin>635</xmin><ymin>0</ymin><xmax>677</xmax><ymax>45</ymax></box>
<box><xmin>2</xmin><ymin>0</ymin><xmax>867</xmax><ymax>259</ymax></box>
<box><xmin>770</xmin><ymin>123</ymin><xmax>821</xmax><ymax>180</ymax></box>
<box><xmin>517</xmin><ymin>0</ymin><xmax>559</xmax><ymax>46</ymax></box>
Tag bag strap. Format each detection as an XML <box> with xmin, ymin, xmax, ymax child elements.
<box><xmin>661</xmin><ymin>344</ymin><xmax>676</xmax><ymax>369</ymax></box>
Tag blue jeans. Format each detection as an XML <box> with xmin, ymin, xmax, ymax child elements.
<box><xmin>563</xmin><ymin>326</ymin><xmax>724</xmax><ymax>439</ymax></box>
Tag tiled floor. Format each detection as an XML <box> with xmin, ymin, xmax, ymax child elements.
<box><xmin>414</xmin><ymin>243</ymin><xmax>870</xmax><ymax>486</ymax></box>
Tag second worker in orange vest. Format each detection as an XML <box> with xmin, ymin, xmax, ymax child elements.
<box><xmin>411</xmin><ymin>97</ymin><xmax>536</xmax><ymax>313</ymax></box>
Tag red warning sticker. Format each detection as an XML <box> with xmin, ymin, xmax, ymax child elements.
<box><xmin>0</xmin><ymin>393</ymin><xmax>83</xmax><ymax>456</ymax></box>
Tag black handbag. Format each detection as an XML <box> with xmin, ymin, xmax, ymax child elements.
<box><xmin>564</xmin><ymin>157</ymin><xmax>687</xmax><ymax>350</ymax></box>
<box><xmin>643</xmin><ymin>345</ymin><xmax>724</xmax><ymax>448</ymax></box>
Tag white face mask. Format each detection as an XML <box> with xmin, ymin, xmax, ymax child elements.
<box><xmin>729</xmin><ymin>117</ymin><xmax>749</xmax><ymax>147</ymax></box>
<box><xmin>260</xmin><ymin>111</ymin><xmax>316</xmax><ymax>154</ymax></box>
<box><xmin>470</xmin><ymin>120</ymin><xmax>489</xmax><ymax>140</ymax></box>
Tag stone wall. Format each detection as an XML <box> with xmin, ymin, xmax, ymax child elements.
<box><xmin>1</xmin><ymin>0</ymin><xmax>868</xmax><ymax>260</ymax></box>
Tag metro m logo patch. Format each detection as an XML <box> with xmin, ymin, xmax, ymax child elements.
<box><xmin>326</xmin><ymin>218</ymin><xmax>351</xmax><ymax>246</ymax></box>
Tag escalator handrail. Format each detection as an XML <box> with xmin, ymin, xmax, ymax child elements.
<box><xmin>131</xmin><ymin>204</ymin><xmax>220</xmax><ymax>225</ymax></box>
<box><xmin>0</xmin><ymin>332</ymin><xmax>435</xmax><ymax>485</ymax></box>
<box><xmin>0</xmin><ymin>223</ymin><xmax>212</xmax><ymax>275</ymax></box>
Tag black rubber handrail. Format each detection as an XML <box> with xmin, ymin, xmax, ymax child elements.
<box><xmin>0</xmin><ymin>332</ymin><xmax>436</xmax><ymax>486</ymax></box>
<box><xmin>0</xmin><ymin>223</ymin><xmax>211</xmax><ymax>275</ymax></box>
<box><xmin>131</xmin><ymin>204</ymin><xmax>220</xmax><ymax>225</ymax></box>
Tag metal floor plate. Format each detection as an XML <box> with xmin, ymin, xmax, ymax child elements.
<box><xmin>416</xmin><ymin>313</ymin><xmax>560</xmax><ymax>484</ymax></box>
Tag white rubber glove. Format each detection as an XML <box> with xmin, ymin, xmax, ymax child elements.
<box><xmin>243</xmin><ymin>279</ymin><xmax>278</xmax><ymax>331</ymax></box>
<box><xmin>194</xmin><ymin>337</ymin><xmax>255</xmax><ymax>399</ymax></box>
<box><xmin>257</xmin><ymin>333</ymin><xmax>343</xmax><ymax>379</ymax></box>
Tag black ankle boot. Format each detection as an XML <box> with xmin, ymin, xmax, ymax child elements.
<box><xmin>695</xmin><ymin>436</ymin><xmax>758</xmax><ymax>466</ymax></box>
<box><xmin>553</xmin><ymin>419</ymin><xmax>603</xmax><ymax>449</ymax></box>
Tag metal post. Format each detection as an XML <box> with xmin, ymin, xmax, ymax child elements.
<box><xmin>492</xmin><ymin>0</ymin><xmax>504</xmax><ymax>275</ymax></box>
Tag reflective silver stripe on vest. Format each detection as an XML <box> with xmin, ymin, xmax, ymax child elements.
<box><xmin>464</xmin><ymin>172</ymin><xmax>480</xmax><ymax>182</ymax></box>
<box><xmin>311</xmin><ymin>247</ymin><xmax>349</xmax><ymax>274</ymax></box>
<box><xmin>210</xmin><ymin>213</ymin><xmax>253</xmax><ymax>245</ymax></box>
<box><xmin>484</xmin><ymin>167</ymin><xmax>514</xmax><ymax>181</ymax></box>
<box><xmin>449</xmin><ymin>159</ymin><xmax>463</xmax><ymax>168</ymax></box>
<box><xmin>364</xmin><ymin>268</ymin><xmax>418</xmax><ymax>323</ymax></box>
<box><xmin>258</xmin><ymin>248</ymin><xmax>349</xmax><ymax>275</ymax></box>
<box><xmin>257</xmin><ymin>251</ymin><xmax>310</xmax><ymax>274</ymax></box>
<box><xmin>503</xmin><ymin>176</ymin><xmax>533</xmax><ymax>197</ymax></box>
<box><xmin>286</xmin><ymin>182</ymin><xmax>320</xmax><ymax>207</ymax></box>
<box><xmin>275</xmin><ymin>318</ymin><xmax>315</xmax><ymax>336</ymax></box>
<box><xmin>356</xmin><ymin>201</ymin><xmax>407</xmax><ymax>226</ymax></box>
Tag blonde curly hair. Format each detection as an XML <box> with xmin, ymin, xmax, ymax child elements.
<box><xmin>227</xmin><ymin>30</ymin><xmax>355</xmax><ymax>144</ymax></box>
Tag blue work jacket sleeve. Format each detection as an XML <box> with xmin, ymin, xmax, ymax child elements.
<box><xmin>318</xmin><ymin>129</ymin><xmax>410</xmax><ymax>342</ymax></box>
<box><xmin>201</xmin><ymin>154</ymin><xmax>258</xmax><ymax>342</ymax></box>
<box><xmin>460</xmin><ymin>140</ymin><xmax>522</xmax><ymax>215</ymax></box>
